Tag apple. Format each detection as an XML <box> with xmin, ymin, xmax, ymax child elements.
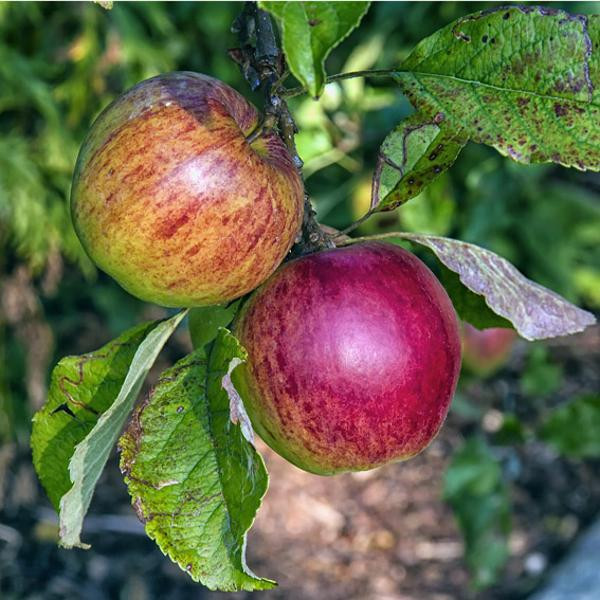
<box><xmin>71</xmin><ymin>72</ymin><xmax>303</xmax><ymax>307</ymax></box>
<box><xmin>461</xmin><ymin>322</ymin><xmax>517</xmax><ymax>377</ymax></box>
<box><xmin>234</xmin><ymin>242</ymin><xmax>461</xmax><ymax>475</ymax></box>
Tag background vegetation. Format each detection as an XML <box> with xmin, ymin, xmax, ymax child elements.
<box><xmin>0</xmin><ymin>2</ymin><xmax>599</xmax><ymax>599</ymax></box>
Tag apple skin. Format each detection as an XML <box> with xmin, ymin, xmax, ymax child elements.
<box><xmin>71</xmin><ymin>72</ymin><xmax>304</xmax><ymax>307</ymax></box>
<box><xmin>234</xmin><ymin>242</ymin><xmax>462</xmax><ymax>475</ymax></box>
<box><xmin>461</xmin><ymin>323</ymin><xmax>517</xmax><ymax>377</ymax></box>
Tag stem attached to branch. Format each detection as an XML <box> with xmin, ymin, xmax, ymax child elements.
<box><xmin>334</xmin><ymin>231</ymin><xmax>411</xmax><ymax>247</ymax></box>
<box><xmin>281</xmin><ymin>68</ymin><xmax>396</xmax><ymax>99</ymax></box>
<box><xmin>333</xmin><ymin>210</ymin><xmax>375</xmax><ymax>238</ymax></box>
<box><xmin>231</xmin><ymin>2</ymin><xmax>333</xmax><ymax>255</ymax></box>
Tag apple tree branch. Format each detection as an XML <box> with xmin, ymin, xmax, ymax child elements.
<box><xmin>230</xmin><ymin>1</ymin><xmax>334</xmax><ymax>256</ymax></box>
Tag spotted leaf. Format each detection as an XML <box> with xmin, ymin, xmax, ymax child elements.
<box><xmin>395</xmin><ymin>6</ymin><xmax>600</xmax><ymax>170</ymax></box>
<box><xmin>373</xmin><ymin>111</ymin><xmax>466</xmax><ymax>211</ymax></box>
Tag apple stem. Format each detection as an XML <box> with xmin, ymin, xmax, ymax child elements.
<box><xmin>231</xmin><ymin>2</ymin><xmax>335</xmax><ymax>256</ymax></box>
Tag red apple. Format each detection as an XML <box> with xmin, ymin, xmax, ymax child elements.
<box><xmin>71</xmin><ymin>72</ymin><xmax>303</xmax><ymax>307</ymax></box>
<box><xmin>461</xmin><ymin>322</ymin><xmax>517</xmax><ymax>377</ymax></box>
<box><xmin>235</xmin><ymin>242</ymin><xmax>462</xmax><ymax>475</ymax></box>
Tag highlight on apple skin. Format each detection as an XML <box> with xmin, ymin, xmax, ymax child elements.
<box><xmin>71</xmin><ymin>72</ymin><xmax>304</xmax><ymax>307</ymax></box>
<box><xmin>461</xmin><ymin>322</ymin><xmax>517</xmax><ymax>377</ymax></box>
<box><xmin>235</xmin><ymin>242</ymin><xmax>462</xmax><ymax>475</ymax></box>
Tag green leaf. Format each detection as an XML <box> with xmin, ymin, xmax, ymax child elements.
<box><xmin>31</xmin><ymin>321</ymin><xmax>160</xmax><ymax>511</ymax></box>
<box><xmin>395</xmin><ymin>6</ymin><xmax>600</xmax><ymax>170</ymax></box>
<box><xmin>261</xmin><ymin>1</ymin><xmax>370</xmax><ymax>98</ymax></box>
<box><xmin>57</xmin><ymin>310</ymin><xmax>187</xmax><ymax>549</ymax></box>
<box><xmin>443</xmin><ymin>437</ymin><xmax>510</xmax><ymax>589</ymax></box>
<box><xmin>119</xmin><ymin>329</ymin><xmax>273</xmax><ymax>591</ymax></box>
<box><xmin>188</xmin><ymin>301</ymin><xmax>240</xmax><ymax>349</ymax></box>
<box><xmin>373</xmin><ymin>112</ymin><xmax>466</xmax><ymax>211</ymax></box>
<box><xmin>399</xmin><ymin>233</ymin><xmax>596</xmax><ymax>340</ymax></box>
<box><xmin>539</xmin><ymin>395</ymin><xmax>600</xmax><ymax>458</ymax></box>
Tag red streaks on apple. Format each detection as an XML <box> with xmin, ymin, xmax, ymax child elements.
<box><xmin>71</xmin><ymin>72</ymin><xmax>303</xmax><ymax>307</ymax></box>
<box><xmin>235</xmin><ymin>242</ymin><xmax>462</xmax><ymax>475</ymax></box>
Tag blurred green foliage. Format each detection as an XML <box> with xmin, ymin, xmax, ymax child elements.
<box><xmin>1</xmin><ymin>1</ymin><xmax>598</xmax><ymax>295</ymax></box>
<box><xmin>520</xmin><ymin>345</ymin><xmax>563</xmax><ymax>398</ymax></box>
<box><xmin>443</xmin><ymin>436</ymin><xmax>511</xmax><ymax>590</ymax></box>
<box><xmin>0</xmin><ymin>0</ymin><xmax>599</xmax><ymax>591</ymax></box>
<box><xmin>540</xmin><ymin>395</ymin><xmax>600</xmax><ymax>458</ymax></box>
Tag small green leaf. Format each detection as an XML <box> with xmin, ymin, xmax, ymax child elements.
<box><xmin>188</xmin><ymin>301</ymin><xmax>240</xmax><ymax>349</ymax></box>
<box><xmin>444</xmin><ymin>437</ymin><xmax>510</xmax><ymax>589</ymax></box>
<box><xmin>58</xmin><ymin>310</ymin><xmax>187</xmax><ymax>549</ymax></box>
<box><xmin>373</xmin><ymin>112</ymin><xmax>466</xmax><ymax>211</ymax></box>
<box><xmin>261</xmin><ymin>1</ymin><xmax>370</xmax><ymax>98</ymax></box>
<box><xmin>539</xmin><ymin>395</ymin><xmax>600</xmax><ymax>458</ymax></box>
<box><xmin>31</xmin><ymin>321</ymin><xmax>159</xmax><ymax>511</ymax></box>
<box><xmin>395</xmin><ymin>6</ymin><xmax>600</xmax><ymax>170</ymax></box>
<box><xmin>119</xmin><ymin>329</ymin><xmax>273</xmax><ymax>591</ymax></box>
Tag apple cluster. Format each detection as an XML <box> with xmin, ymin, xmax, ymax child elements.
<box><xmin>71</xmin><ymin>72</ymin><xmax>462</xmax><ymax>474</ymax></box>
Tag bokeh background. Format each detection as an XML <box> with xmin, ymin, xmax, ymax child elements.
<box><xmin>1</xmin><ymin>2</ymin><xmax>599</xmax><ymax>599</ymax></box>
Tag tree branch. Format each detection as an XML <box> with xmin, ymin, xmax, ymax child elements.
<box><xmin>231</xmin><ymin>1</ymin><xmax>334</xmax><ymax>255</ymax></box>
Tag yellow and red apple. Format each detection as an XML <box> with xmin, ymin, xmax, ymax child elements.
<box><xmin>71</xmin><ymin>72</ymin><xmax>303</xmax><ymax>307</ymax></box>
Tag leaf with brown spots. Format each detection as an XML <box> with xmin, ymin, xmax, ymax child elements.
<box><xmin>119</xmin><ymin>329</ymin><xmax>273</xmax><ymax>592</ymax></box>
<box><xmin>372</xmin><ymin>111</ymin><xmax>466</xmax><ymax>212</ymax></box>
<box><xmin>394</xmin><ymin>6</ymin><xmax>600</xmax><ymax>171</ymax></box>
